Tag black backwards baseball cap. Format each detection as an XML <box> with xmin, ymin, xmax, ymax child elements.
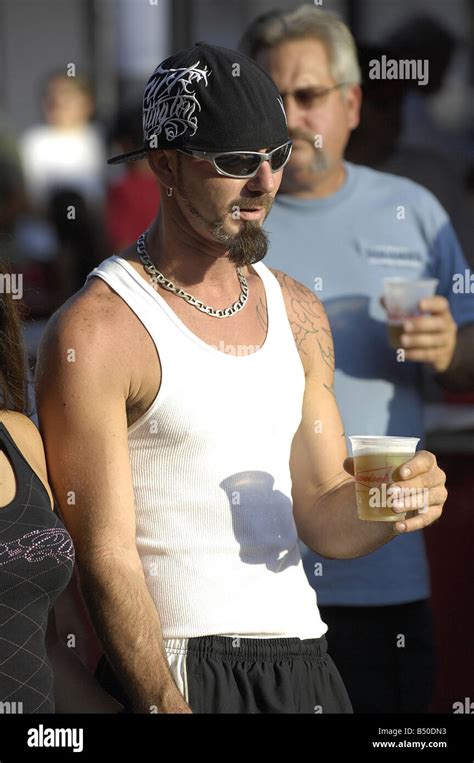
<box><xmin>107</xmin><ymin>41</ymin><xmax>289</xmax><ymax>164</ymax></box>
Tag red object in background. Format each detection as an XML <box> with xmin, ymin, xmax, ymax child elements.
<box><xmin>105</xmin><ymin>171</ymin><xmax>160</xmax><ymax>252</ymax></box>
<box><xmin>444</xmin><ymin>391</ymin><xmax>474</xmax><ymax>404</ymax></box>
<box><xmin>425</xmin><ymin>453</ymin><xmax>474</xmax><ymax>712</ymax></box>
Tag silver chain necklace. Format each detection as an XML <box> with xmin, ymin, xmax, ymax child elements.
<box><xmin>136</xmin><ymin>231</ymin><xmax>249</xmax><ymax>318</ymax></box>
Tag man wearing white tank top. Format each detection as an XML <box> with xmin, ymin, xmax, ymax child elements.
<box><xmin>35</xmin><ymin>44</ymin><xmax>447</xmax><ymax>714</ymax></box>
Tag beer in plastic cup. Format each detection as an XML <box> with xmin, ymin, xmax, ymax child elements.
<box><xmin>383</xmin><ymin>278</ymin><xmax>439</xmax><ymax>349</ymax></box>
<box><xmin>349</xmin><ymin>436</ymin><xmax>420</xmax><ymax>521</ymax></box>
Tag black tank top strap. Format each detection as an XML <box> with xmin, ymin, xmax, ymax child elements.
<box><xmin>0</xmin><ymin>421</ymin><xmax>35</xmax><ymax>507</ymax></box>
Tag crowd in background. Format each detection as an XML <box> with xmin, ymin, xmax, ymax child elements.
<box><xmin>0</xmin><ymin>71</ymin><xmax>160</xmax><ymax>370</ymax></box>
<box><xmin>0</xmin><ymin>7</ymin><xmax>473</xmax><ymax>713</ymax></box>
<box><xmin>0</xmin><ymin>14</ymin><xmax>472</xmax><ymax>376</ymax></box>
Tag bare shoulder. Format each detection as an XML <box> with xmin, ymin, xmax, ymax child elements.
<box><xmin>267</xmin><ymin>267</ymin><xmax>334</xmax><ymax>375</ymax></box>
<box><xmin>35</xmin><ymin>276</ymin><xmax>159</xmax><ymax>434</ymax></box>
<box><xmin>0</xmin><ymin>411</ymin><xmax>54</xmax><ymax>507</ymax></box>
<box><xmin>0</xmin><ymin>410</ymin><xmax>44</xmax><ymax>452</ymax></box>
<box><xmin>36</xmin><ymin>278</ymin><xmax>142</xmax><ymax>394</ymax></box>
<box><xmin>40</xmin><ymin>278</ymin><xmax>129</xmax><ymax>347</ymax></box>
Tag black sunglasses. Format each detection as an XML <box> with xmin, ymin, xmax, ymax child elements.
<box><xmin>280</xmin><ymin>83</ymin><xmax>348</xmax><ymax>108</ymax></box>
<box><xmin>177</xmin><ymin>141</ymin><xmax>293</xmax><ymax>179</ymax></box>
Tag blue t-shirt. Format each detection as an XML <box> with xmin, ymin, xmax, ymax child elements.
<box><xmin>264</xmin><ymin>162</ymin><xmax>474</xmax><ymax>605</ymax></box>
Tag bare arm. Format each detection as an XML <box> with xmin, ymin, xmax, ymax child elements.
<box><xmin>35</xmin><ymin>295</ymin><xmax>191</xmax><ymax>713</ymax></box>
<box><xmin>272</xmin><ymin>272</ymin><xmax>446</xmax><ymax>556</ymax></box>
<box><xmin>275</xmin><ymin>275</ymin><xmax>396</xmax><ymax>558</ymax></box>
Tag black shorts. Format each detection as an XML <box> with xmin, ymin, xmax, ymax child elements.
<box><xmin>96</xmin><ymin>634</ymin><xmax>353</xmax><ymax>714</ymax></box>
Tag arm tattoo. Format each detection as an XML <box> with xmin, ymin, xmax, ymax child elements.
<box><xmin>323</xmin><ymin>382</ymin><xmax>336</xmax><ymax>398</ymax></box>
<box><xmin>324</xmin><ymin>383</ymin><xmax>346</xmax><ymax>436</ymax></box>
<box><xmin>271</xmin><ymin>269</ymin><xmax>335</xmax><ymax>371</ymax></box>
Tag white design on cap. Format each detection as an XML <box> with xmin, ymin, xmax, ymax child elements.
<box><xmin>144</xmin><ymin>61</ymin><xmax>212</xmax><ymax>143</ymax></box>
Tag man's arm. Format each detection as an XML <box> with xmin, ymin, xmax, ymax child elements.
<box><xmin>382</xmin><ymin>292</ymin><xmax>474</xmax><ymax>392</ymax></box>
<box><xmin>272</xmin><ymin>273</ymin><xmax>446</xmax><ymax>558</ymax></box>
<box><xmin>281</xmin><ymin>281</ymin><xmax>397</xmax><ymax>559</ymax></box>
<box><xmin>35</xmin><ymin>295</ymin><xmax>191</xmax><ymax>713</ymax></box>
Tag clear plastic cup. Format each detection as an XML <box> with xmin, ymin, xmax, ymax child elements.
<box><xmin>349</xmin><ymin>435</ymin><xmax>420</xmax><ymax>521</ymax></box>
<box><xmin>383</xmin><ymin>278</ymin><xmax>439</xmax><ymax>348</ymax></box>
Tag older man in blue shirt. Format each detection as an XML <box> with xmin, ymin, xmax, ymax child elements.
<box><xmin>241</xmin><ymin>5</ymin><xmax>474</xmax><ymax>713</ymax></box>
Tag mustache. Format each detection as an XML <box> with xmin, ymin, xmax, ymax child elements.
<box><xmin>228</xmin><ymin>196</ymin><xmax>274</xmax><ymax>213</ymax></box>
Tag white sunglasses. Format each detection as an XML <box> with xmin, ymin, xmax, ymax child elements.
<box><xmin>177</xmin><ymin>140</ymin><xmax>293</xmax><ymax>179</ymax></box>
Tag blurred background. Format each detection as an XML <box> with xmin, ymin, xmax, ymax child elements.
<box><xmin>0</xmin><ymin>0</ymin><xmax>473</xmax><ymax>713</ymax></box>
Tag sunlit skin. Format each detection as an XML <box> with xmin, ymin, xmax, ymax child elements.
<box><xmin>257</xmin><ymin>37</ymin><xmax>458</xmax><ymax>370</ymax></box>
<box><xmin>138</xmin><ymin>142</ymin><xmax>448</xmax><ymax>540</ymax></box>
<box><xmin>143</xmin><ymin>147</ymin><xmax>281</xmax><ymax>299</ymax></box>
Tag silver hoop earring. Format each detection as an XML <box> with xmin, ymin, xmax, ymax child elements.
<box><xmin>166</xmin><ymin>187</ymin><xmax>173</xmax><ymax>198</ymax></box>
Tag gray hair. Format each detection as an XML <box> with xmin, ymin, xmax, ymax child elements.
<box><xmin>239</xmin><ymin>5</ymin><xmax>361</xmax><ymax>86</ymax></box>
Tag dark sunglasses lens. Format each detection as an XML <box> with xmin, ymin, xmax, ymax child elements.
<box><xmin>215</xmin><ymin>153</ymin><xmax>261</xmax><ymax>177</ymax></box>
<box><xmin>270</xmin><ymin>143</ymin><xmax>292</xmax><ymax>171</ymax></box>
<box><xmin>295</xmin><ymin>88</ymin><xmax>319</xmax><ymax>106</ymax></box>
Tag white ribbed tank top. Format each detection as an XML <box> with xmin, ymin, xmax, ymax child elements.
<box><xmin>86</xmin><ymin>256</ymin><xmax>327</xmax><ymax>640</ymax></box>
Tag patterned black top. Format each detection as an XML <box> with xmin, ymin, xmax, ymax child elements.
<box><xmin>0</xmin><ymin>422</ymin><xmax>75</xmax><ymax>713</ymax></box>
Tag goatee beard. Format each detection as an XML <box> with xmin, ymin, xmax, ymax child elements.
<box><xmin>209</xmin><ymin>219</ymin><xmax>269</xmax><ymax>267</ymax></box>
<box><xmin>175</xmin><ymin>155</ymin><xmax>271</xmax><ymax>267</ymax></box>
<box><xmin>310</xmin><ymin>148</ymin><xmax>330</xmax><ymax>173</ymax></box>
